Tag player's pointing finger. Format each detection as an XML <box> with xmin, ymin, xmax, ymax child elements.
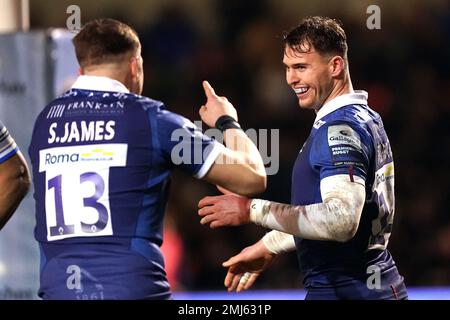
<box><xmin>202</xmin><ymin>80</ymin><xmax>216</xmax><ymax>99</ymax></box>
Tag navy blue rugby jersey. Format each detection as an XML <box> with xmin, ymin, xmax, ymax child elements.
<box><xmin>28</xmin><ymin>76</ymin><xmax>222</xmax><ymax>299</ymax></box>
<box><xmin>291</xmin><ymin>91</ymin><xmax>402</xmax><ymax>289</ymax></box>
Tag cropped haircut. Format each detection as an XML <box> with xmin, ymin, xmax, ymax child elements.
<box><xmin>284</xmin><ymin>16</ymin><xmax>348</xmax><ymax>61</ymax></box>
<box><xmin>73</xmin><ymin>18</ymin><xmax>140</xmax><ymax>67</ymax></box>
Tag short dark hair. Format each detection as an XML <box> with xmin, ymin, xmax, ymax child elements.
<box><xmin>284</xmin><ymin>16</ymin><xmax>348</xmax><ymax>60</ymax></box>
<box><xmin>73</xmin><ymin>18</ymin><xmax>140</xmax><ymax>67</ymax></box>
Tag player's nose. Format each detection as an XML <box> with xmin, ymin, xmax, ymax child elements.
<box><xmin>286</xmin><ymin>69</ymin><xmax>299</xmax><ymax>86</ymax></box>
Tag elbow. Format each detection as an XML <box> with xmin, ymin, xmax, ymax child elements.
<box><xmin>21</xmin><ymin>174</ymin><xmax>31</xmax><ymax>196</ymax></box>
<box><xmin>237</xmin><ymin>172</ymin><xmax>267</xmax><ymax>197</ymax></box>
<box><xmin>0</xmin><ymin>165</ymin><xmax>31</xmax><ymax>230</ymax></box>
<box><xmin>252</xmin><ymin>173</ymin><xmax>267</xmax><ymax>195</ymax></box>
<box><xmin>20</xmin><ymin>164</ymin><xmax>31</xmax><ymax>197</ymax></box>
<box><xmin>13</xmin><ymin>154</ymin><xmax>31</xmax><ymax>198</ymax></box>
<box><xmin>322</xmin><ymin>195</ymin><xmax>363</xmax><ymax>243</ymax></box>
<box><xmin>331</xmin><ymin>219</ymin><xmax>359</xmax><ymax>243</ymax></box>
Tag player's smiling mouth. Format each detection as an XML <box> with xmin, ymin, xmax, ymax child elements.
<box><xmin>294</xmin><ymin>86</ymin><xmax>309</xmax><ymax>96</ymax></box>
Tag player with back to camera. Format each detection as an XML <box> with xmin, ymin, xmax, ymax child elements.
<box><xmin>28</xmin><ymin>18</ymin><xmax>266</xmax><ymax>300</ymax></box>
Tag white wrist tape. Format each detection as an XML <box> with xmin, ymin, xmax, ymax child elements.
<box><xmin>249</xmin><ymin>199</ymin><xmax>270</xmax><ymax>225</ymax></box>
<box><xmin>262</xmin><ymin>230</ymin><xmax>296</xmax><ymax>254</ymax></box>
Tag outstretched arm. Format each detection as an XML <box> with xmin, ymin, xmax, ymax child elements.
<box><xmin>199</xmin><ymin>174</ymin><xmax>365</xmax><ymax>242</ymax></box>
<box><xmin>0</xmin><ymin>151</ymin><xmax>31</xmax><ymax>230</ymax></box>
<box><xmin>223</xmin><ymin>239</ymin><xmax>275</xmax><ymax>292</ymax></box>
<box><xmin>223</xmin><ymin>230</ymin><xmax>295</xmax><ymax>292</ymax></box>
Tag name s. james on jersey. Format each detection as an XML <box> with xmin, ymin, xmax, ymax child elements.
<box><xmin>48</xmin><ymin>121</ymin><xmax>116</xmax><ymax>144</ymax></box>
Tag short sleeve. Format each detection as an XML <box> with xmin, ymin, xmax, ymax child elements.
<box><xmin>0</xmin><ymin>121</ymin><xmax>18</xmax><ymax>164</ymax></box>
<box><xmin>151</xmin><ymin>107</ymin><xmax>223</xmax><ymax>179</ymax></box>
<box><xmin>310</xmin><ymin>122</ymin><xmax>371</xmax><ymax>181</ymax></box>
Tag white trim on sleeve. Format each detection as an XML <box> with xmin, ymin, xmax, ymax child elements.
<box><xmin>194</xmin><ymin>141</ymin><xmax>225</xmax><ymax>179</ymax></box>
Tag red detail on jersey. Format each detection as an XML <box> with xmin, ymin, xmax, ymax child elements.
<box><xmin>348</xmin><ymin>165</ymin><xmax>354</xmax><ymax>182</ymax></box>
<box><xmin>390</xmin><ymin>284</ymin><xmax>399</xmax><ymax>300</ymax></box>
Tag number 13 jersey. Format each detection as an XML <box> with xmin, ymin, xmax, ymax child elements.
<box><xmin>29</xmin><ymin>76</ymin><xmax>222</xmax><ymax>299</ymax></box>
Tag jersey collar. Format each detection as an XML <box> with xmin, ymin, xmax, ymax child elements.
<box><xmin>71</xmin><ymin>75</ymin><xmax>130</xmax><ymax>93</ymax></box>
<box><xmin>315</xmin><ymin>90</ymin><xmax>368</xmax><ymax>122</ymax></box>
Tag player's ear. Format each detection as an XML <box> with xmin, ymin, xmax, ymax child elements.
<box><xmin>329</xmin><ymin>56</ymin><xmax>345</xmax><ymax>78</ymax></box>
<box><xmin>129</xmin><ymin>57</ymin><xmax>138</xmax><ymax>79</ymax></box>
<box><xmin>78</xmin><ymin>68</ymin><xmax>84</xmax><ymax>75</ymax></box>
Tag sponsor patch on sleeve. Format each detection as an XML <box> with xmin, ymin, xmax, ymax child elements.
<box><xmin>327</xmin><ymin>124</ymin><xmax>362</xmax><ymax>157</ymax></box>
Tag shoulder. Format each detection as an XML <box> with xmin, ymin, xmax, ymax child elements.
<box><xmin>318</xmin><ymin>105</ymin><xmax>376</xmax><ymax>141</ymax></box>
<box><xmin>132</xmin><ymin>96</ymin><xmax>198</xmax><ymax>130</ymax></box>
<box><xmin>0</xmin><ymin>120</ymin><xmax>12</xmax><ymax>140</ymax></box>
<box><xmin>128</xmin><ymin>94</ymin><xmax>164</xmax><ymax>111</ymax></box>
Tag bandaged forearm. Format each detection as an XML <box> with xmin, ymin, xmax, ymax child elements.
<box><xmin>262</xmin><ymin>230</ymin><xmax>296</xmax><ymax>254</ymax></box>
<box><xmin>250</xmin><ymin>175</ymin><xmax>366</xmax><ymax>242</ymax></box>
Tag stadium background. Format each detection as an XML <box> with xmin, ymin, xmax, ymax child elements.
<box><xmin>0</xmin><ymin>0</ymin><xmax>449</xmax><ymax>299</ymax></box>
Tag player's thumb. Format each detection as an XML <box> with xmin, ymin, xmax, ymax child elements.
<box><xmin>203</xmin><ymin>80</ymin><xmax>216</xmax><ymax>99</ymax></box>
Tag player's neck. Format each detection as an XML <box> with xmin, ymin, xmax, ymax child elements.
<box><xmin>320</xmin><ymin>75</ymin><xmax>354</xmax><ymax>110</ymax></box>
<box><xmin>81</xmin><ymin>65</ymin><xmax>129</xmax><ymax>90</ymax></box>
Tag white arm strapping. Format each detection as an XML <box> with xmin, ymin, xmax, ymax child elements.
<box><xmin>250</xmin><ymin>174</ymin><xmax>366</xmax><ymax>242</ymax></box>
<box><xmin>262</xmin><ymin>230</ymin><xmax>296</xmax><ymax>254</ymax></box>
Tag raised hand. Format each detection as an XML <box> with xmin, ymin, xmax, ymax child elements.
<box><xmin>199</xmin><ymin>81</ymin><xmax>238</xmax><ymax>128</ymax></box>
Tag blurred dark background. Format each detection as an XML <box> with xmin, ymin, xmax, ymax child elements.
<box><xmin>30</xmin><ymin>0</ymin><xmax>450</xmax><ymax>291</ymax></box>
